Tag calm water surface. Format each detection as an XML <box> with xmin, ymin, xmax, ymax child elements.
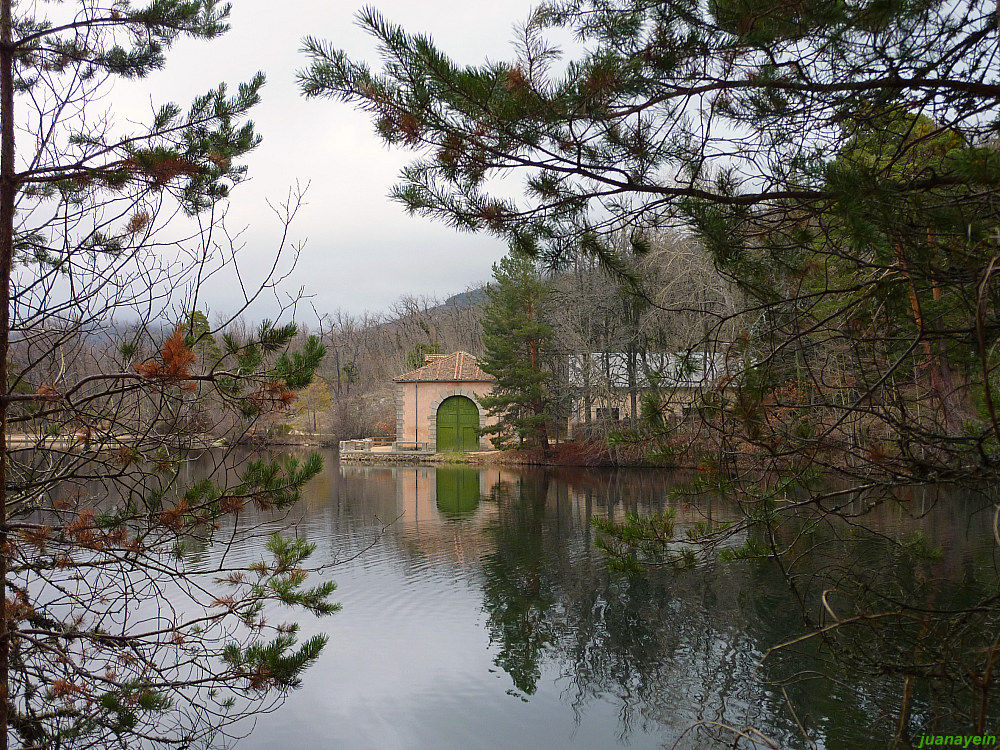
<box><xmin>202</xmin><ymin>451</ymin><xmax>995</xmax><ymax>750</ymax></box>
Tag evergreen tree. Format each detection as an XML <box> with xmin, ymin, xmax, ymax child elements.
<box><xmin>405</xmin><ymin>340</ymin><xmax>442</xmax><ymax>370</ymax></box>
<box><xmin>298</xmin><ymin>0</ymin><xmax>1000</xmax><ymax>469</ymax></box>
<box><xmin>0</xmin><ymin>2</ymin><xmax>332</xmax><ymax>747</ymax></box>
<box><xmin>479</xmin><ymin>254</ymin><xmax>554</xmax><ymax>452</ymax></box>
<box><xmin>185</xmin><ymin>309</ymin><xmax>223</xmax><ymax>366</ymax></box>
<box><xmin>301</xmin><ymin>0</ymin><xmax>1000</xmax><ymax>735</ymax></box>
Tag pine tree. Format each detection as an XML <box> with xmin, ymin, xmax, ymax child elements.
<box><xmin>301</xmin><ymin>0</ymin><xmax>1000</xmax><ymax>734</ymax></box>
<box><xmin>298</xmin><ymin>0</ymin><xmax>1000</xmax><ymax>483</ymax></box>
<box><xmin>185</xmin><ymin>309</ymin><xmax>223</xmax><ymax>366</ymax></box>
<box><xmin>0</xmin><ymin>2</ymin><xmax>332</xmax><ymax>746</ymax></box>
<box><xmin>479</xmin><ymin>254</ymin><xmax>554</xmax><ymax>452</ymax></box>
<box><xmin>406</xmin><ymin>340</ymin><xmax>442</xmax><ymax>370</ymax></box>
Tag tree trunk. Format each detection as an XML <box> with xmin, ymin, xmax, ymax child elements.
<box><xmin>0</xmin><ymin>0</ymin><xmax>14</xmax><ymax>743</ymax></box>
<box><xmin>333</xmin><ymin>345</ymin><xmax>342</xmax><ymax>396</ymax></box>
<box><xmin>897</xmin><ymin>246</ymin><xmax>960</xmax><ymax>431</ymax></box>
<box><xmin>535</xmin><ymin>399</ymin><xmax>551</xmax><ymax>457</ymax></box>
<box><xmin>627</xmin><ymin>347</ymin><xmax>638</xmax><ymax>426</ymax></box>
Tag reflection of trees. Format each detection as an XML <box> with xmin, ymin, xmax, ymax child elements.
<box><xmin>480</xmin><ymin>471</ymin><xmax>800</xmax><ymax>742</ymax></box>
<box><xmin>751</xmin><ymin>502</ymin><xmax>1000</xmax><ymax>742</ymax></box>
<box><xmin>481</xmin><ymin>475</ymin><xmax>556</xmax><ymax>694</ymax></box>
<box><xmin>549</xmin><ymin>558</ymin><xmax>811</xmax><ymax>746</ymax></box>
<box><xmin>477</xmin><ymin>472</ymin><xmax>1000</xmax><ymax>747</ymax></box>
<box><xmin>203</xmin><ymin>454</ymin><xmax>1000</xmax><ymax>747</ymax></box>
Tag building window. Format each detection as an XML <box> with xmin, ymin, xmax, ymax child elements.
<box><xmin>595</xmin><ymin>407</ymin><xmax>620</xmax><ymax>421</ymax></box>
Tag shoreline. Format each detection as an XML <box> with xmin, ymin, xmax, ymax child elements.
<box><xmin>337</xmin><ymin>448</ymin><xmax>682</xmax><ymax>470</ymax></box>
<box><xmin>242</xmin><ymin>435</ymin><xmax>688</xmax><ymax>469</ymax></box>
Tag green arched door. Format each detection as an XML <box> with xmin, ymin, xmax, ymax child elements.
<box><xmin>436</xmin><ymin>396</ymin><xmax>480</xmax><ymax>452</ymax></box>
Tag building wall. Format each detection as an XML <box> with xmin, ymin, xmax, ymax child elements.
<box><xmin>568</xmin><ymin>388</ymin><xmax>704</xmax><ymax>426</ymax></box>
<box><xmin>396</xmin><ymin>380</ymin><xmax>499</xmax><ymax>450</ymax></box>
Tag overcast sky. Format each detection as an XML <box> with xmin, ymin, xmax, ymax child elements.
<box><xmin>119</xmin><ymin>0</ymin><xmax>540</xmax><ymax>319</ymax></box>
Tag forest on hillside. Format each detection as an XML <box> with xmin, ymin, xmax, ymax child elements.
<box><xmin>297</xmin><ymin>229</ymin><xmax>739</xmax><ymax>441</ymax></box>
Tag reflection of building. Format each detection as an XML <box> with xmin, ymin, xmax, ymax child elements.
<box><xmin>394</xmin><ymin>352</ymin><xmax>498</xmax><ymax>452</ymax></box>
<box><xmin>567</xmin><ymin>351</ymin><xmax>731</xmax><ymax>425</ymax></box>
<box><xmin>390</xmin><ymin>466</ymin><xmax>515</xmax><ymax>563</ymax></box>
<box><xmin>395</xmin><ymin>466</ymin><xmax>498</xmax><ymax>518</ymax></box>
<box><xmin>434</xmin><ymin>467</ymin><xmax>482</xmax><ymax>516</ymax></box>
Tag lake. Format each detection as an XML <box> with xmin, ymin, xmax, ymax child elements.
<box><xmin>197</xmin><ymin>451</ymin><xmax>997</xmax><ymax>750</ymax></box>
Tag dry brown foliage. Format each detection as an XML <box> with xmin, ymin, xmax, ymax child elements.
<box><xmin>134</xmin><ymin>326</ymin><xmax>197</xmax><ymax>388</ymax></box>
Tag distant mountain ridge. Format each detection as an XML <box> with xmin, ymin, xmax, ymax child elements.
<box><xmin>443</xmin><ymin>287</ymin><xmax>486</xmax><ymax>309</ymax></box>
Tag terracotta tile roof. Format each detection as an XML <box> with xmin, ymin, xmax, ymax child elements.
<box><xmin>394</xmin><ymin>351</ymin><xmax>495</xmax><ymax>383</ymax></box>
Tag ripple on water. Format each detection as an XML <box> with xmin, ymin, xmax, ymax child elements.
<box><xmin>208</xmin><ymin>458</ymin><xmax>992</xmax><ymax>750</ymax></box>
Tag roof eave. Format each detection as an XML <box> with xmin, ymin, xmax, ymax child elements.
<box><xmin>394</xmin><ymin>377</ymin><xmax>495</xmax><ymax>384</ymax></box>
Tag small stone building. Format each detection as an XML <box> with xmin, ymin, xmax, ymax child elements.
<box><xmin>394</xmin><ymin>352</ymin><xmax>498</xmax><ymax>452</ymax></box>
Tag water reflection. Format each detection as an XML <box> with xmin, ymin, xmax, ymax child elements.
<box><xmin>435</xmin><ymin>467</ymin><xmax>482</xmax><ymax>517</ymax></box>
<box><xmin>209</xmin><ymin>452</ymin><xmax>998</xmax><ymax>750</ymax></box>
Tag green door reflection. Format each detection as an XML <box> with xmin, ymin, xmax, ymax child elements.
<box><xmin>435</xmin><ymin>467</ymin><xmax>481</xmax><ymax>517</ymax></box>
